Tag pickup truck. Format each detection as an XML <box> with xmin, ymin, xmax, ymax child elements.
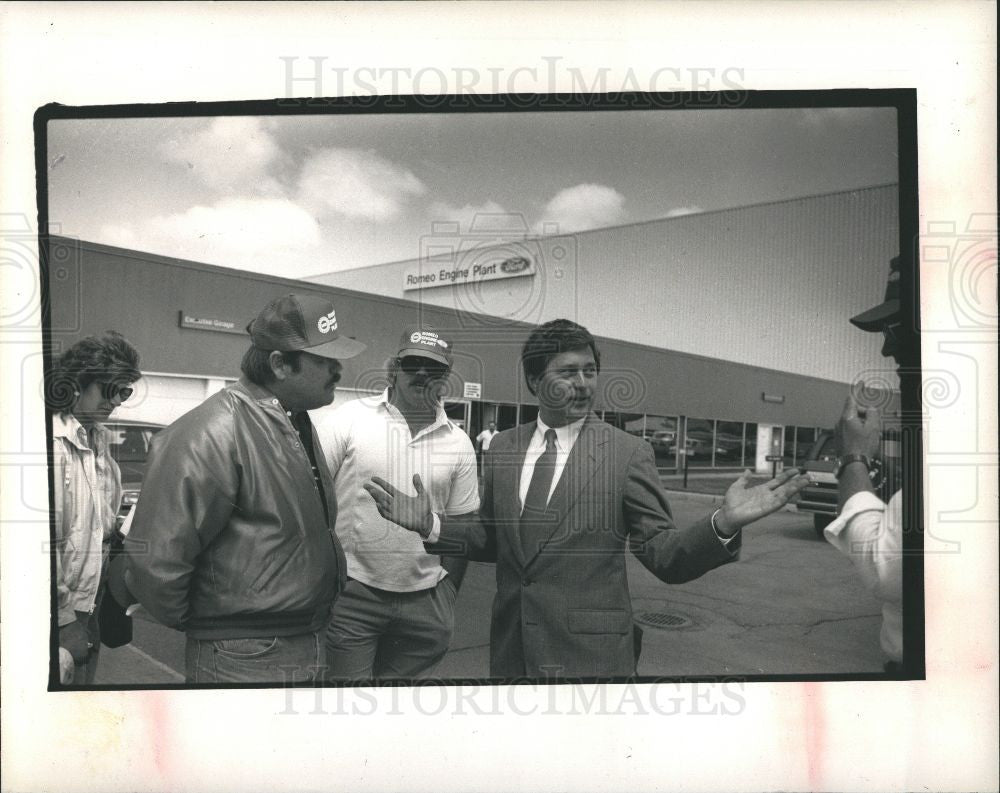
<box><xmin>798</xmin><ymin>429</ymin><xmax>901</xmax><ymax>537</ymax></box>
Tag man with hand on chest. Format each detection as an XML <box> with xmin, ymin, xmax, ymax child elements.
<box><xmin>316</xmin><ymin>325</ymin><xmax>479</xmax><ymax>681</ymax></box>
<box><xmin>364</xmin><ymin>318</ymin><xmax>810</xmax><ymax>679</ymax></box>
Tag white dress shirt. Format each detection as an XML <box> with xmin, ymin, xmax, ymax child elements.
<box><xmin>824</xmin><ymin>489</ymin><xmax>903</xmax><ymax>663</ymax></box>
<box><xmin>428</xmin><ymin>416</ymin><xmax>586</xmax><ymax>540</ymax></box>
<box><xmin>518</xmin><ymin>415</ymin><xmax>587</xmax><ymax>512</ymax></box>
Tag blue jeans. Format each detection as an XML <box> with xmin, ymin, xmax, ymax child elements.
<box><xmin>185</xmin><ymin>631</ymin><xmax>325</xmax><ymax>684</ymax></box>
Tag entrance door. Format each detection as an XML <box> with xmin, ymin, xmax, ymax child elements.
<box><xmin>444</xmin><ymin>400</ymin><xmax>470</xmax><ymax>433</ymax></box>
<box><xmin>476</xmin><ymin>402</ymin><xmax>519</xmax><ymax>433</ymax></box>
<box><xmin>754</xmin><ymin>424</ymin><xmax>785</xmax><ymax>474</ymax></box>
<box><xmin>494</xmin><ymin>403</ymin><xmax>518</xmax><ymax>431</ymax></box>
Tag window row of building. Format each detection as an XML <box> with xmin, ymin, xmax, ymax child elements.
<box><xmin>451</xmin><ymin>399</ymin><xmax>827</xmax><ymax>472</ymax></box>
<box><xmin>603</xmin><ymin>412</ymin><xmax>825</xmax><ymax>471</ymax></box>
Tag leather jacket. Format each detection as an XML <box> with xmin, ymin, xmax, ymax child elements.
<box><xmin>123</xmin><ymin>379</ymin><xmax>345</xmax><ymax>639</ymax></box>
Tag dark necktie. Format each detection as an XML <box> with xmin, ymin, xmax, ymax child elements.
<box><xmin>520</xmin><ymin>429</ymin><xmax>558</xmax><ymax>553</ymax></box>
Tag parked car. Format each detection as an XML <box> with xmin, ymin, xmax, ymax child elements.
<box><xmin>798</xmin><ymin>428</ymin><xmax>901</xmax><ymax>538</ymax></box>
<box><xmin>680</xmin><ymin>436</ymin><xmax>712</xmax><ymax>464</ymax></box>
<box><xmin>649</xmin><ymin>430</ymin><xmax>676</xmax><ymax>453</ymax></box>
<box><xmin>104</xmin><ymin>419</ymin><xmax>165</xmax><ymax>530</ymax></box>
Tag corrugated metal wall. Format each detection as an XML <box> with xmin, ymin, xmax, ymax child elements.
<box><xmin>45</xmin><ymin>236</ymin><xmax>875</xmax><ymax>427</ymax></box>
<box><xmin>309</xmin><ymin>184</ymin><xmax>899</xmax><ymax>385</ymax></box>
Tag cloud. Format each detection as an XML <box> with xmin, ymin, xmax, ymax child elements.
<box><xmin>99</xmin><ymin>198</ymin><xmax>322</xmax><ymax>275</ymax></box>
<box><xmin>665</xmin><ymin>205</ymin><xmax>703</xmax><ymax>218</ymax></box>
<box><xmin>159</xmin><ymin>117</ymin><xmax>285</xmax><ymax>195</ymax></box>
<box><xmin>536</xmin><ymin>183</ymin><xmax>626</xmax><ymax>234</ymax></box>
<box><xmin>427</xmin><ymin>200</ymin><xmax>532</xmax><ymax>234</ymax></box>
<box><xmin>298</xmin><ymin>148</ymin><xmax>426</xmax><ymax>222</ymax></box>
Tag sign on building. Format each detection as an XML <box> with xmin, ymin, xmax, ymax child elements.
<box><xmin>403</xmin><ymin>255</ymin><xmax>536</xmax><ymax>292</ymax></box>
<box><xmin>463</xmin><ymin>382</ymin><xmax>483</xmax><ymax>399</ymax></box>
<box><xmin>178</xmin><ymin>311</ymin><xmax>245</xmax><ymax>335</ymax></box>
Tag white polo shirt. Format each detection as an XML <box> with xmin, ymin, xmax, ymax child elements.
<box><xmin>316</xmin><ymin>389</ymin><xmax>480</xmax><ymax>592</ymax></box>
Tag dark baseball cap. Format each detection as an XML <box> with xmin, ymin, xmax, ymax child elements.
<box><xmin>850</xmin><ymin>256</ymin><xmax>901</xmax><ymax>332</ymax></box>
<box><xmin>247</xmin><ymin>294</ymin><xmax>366</xmax><ymax>360</ymax></box>
<box><xmin>396</xmin><ymin>325</ymin><xmax>454</xmax><ymax>367</ymax></box>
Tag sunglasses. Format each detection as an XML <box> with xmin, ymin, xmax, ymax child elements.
<box><xmin>398</xmin><ymin>357</ymin><xmax>449</xmax><ymax>378</ymax></box>
<box><xmin>96</xmin><ymin>382</ymin><xmax>135</xmax><ymax>401</ymax></box>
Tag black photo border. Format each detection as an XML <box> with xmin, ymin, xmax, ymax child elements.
<box><xmin>35</xmin><ymin>89</ymin><xmax>922</xmax><ymax>691</ymax></box>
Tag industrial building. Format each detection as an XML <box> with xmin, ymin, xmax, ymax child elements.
<box><xmin>44</xmin><ymin>183</ymin><xmax>900</xmax><ymax>474</ymax></box>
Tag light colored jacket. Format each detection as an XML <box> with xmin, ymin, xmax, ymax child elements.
<box><xmin>52</xmin><ymin>413</ymin><xmax>122</xmax><ymax>625</ymax></box>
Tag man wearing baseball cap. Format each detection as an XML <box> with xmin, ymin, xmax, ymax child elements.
<box><xmin>113</xmin><ymin>294</ymin><xmax>366</xmax><ymax>683</ymax></box>
<box><xmin>315</xmin><ymin>324</ymin><xmax>479</xmax><ymax>680</ymax></box>
<box><xmin>824</xmin><ymin>255</ymin><xmax>907</xmax><ymax>673</ymax></box>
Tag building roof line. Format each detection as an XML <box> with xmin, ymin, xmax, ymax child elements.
<box><xmin>44</xmin><ymin>234</ymin><xmax>466</xmax><ymax>317</ymax></box>
<box><xmin>305</xmin><ymin>181</ymin><xmax>900</xmax><ymax>278</ymax></box>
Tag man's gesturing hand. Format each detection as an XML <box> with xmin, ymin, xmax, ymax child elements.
<box><xmin>364</xmin><ymin>473</ymin><xmax>435</xmax><ymax>538</ymax></box>
<box><xmin>714</xmin><ymin>468</ymin><xmax>811</xmax><ymax>536</ymax></box>
<box><xmin>835</xmin><ymin>390</ymin><xmax>881</xmax><ymax>459</ymax></box>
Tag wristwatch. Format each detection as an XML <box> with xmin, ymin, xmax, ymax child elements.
<box><xmin>834</xmin><ymin>453</ymin><xmax>870</xmax><ymax>478</ymax></box>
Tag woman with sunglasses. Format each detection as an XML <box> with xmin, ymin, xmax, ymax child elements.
<box><xmin>46</xmin><ymin>330</ymin><xmax>141</xmax><ymax>684</ymax></box>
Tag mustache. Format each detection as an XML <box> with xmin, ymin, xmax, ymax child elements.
<box><xmin>409</xmin><ymin>377</ymin><xmax>445</xmax><ymax>389</ymax></box>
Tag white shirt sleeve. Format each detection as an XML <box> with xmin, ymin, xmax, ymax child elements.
<box><xmin>314</xmin><ymin>406</ymin><xmax>350</xmax><ymax>474</ymax></box>
<box><xmin>426</xmin><ymin>513</ymin><xmax>442</xmax><ymax>544</ymax></box>
<box><xmin>824</xmin><ymin>490</ymin><xmax>903</xmax><ymax>608</ymax></box>
<box><xmin>709</xmin><ymin>509</ymin><xmax>740</xmax><ymax>550</ymax></box>
<box><xmin>445</xmin><ymin>439</ymin><xmax>481</xmax><ymax>515</ymax></box>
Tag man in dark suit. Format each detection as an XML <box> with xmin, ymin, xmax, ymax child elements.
<box><xmin>364</xmin><ymin>319</ymin><xmax>809</xmax><ymax>678</ymax></box>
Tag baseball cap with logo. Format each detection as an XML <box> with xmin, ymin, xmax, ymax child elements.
<box><xmin>396</xmin><ymin>325</ymin><xmax>454</xmax><ymax>367</ymax></box>
<box><xmin>247</xmin><ymin>294</ymin><xmax>367</xmax><ymax>360</ymax></box>
<box><xmin>850</xmin><ymin>256</ymin><xmax>902</xmax><ymax>332</ymax></box>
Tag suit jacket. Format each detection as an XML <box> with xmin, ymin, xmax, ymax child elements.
<box><xmin>431</xmin><ymin>414</ymin><xmax>739</xmax><ymax>679</ymax></box>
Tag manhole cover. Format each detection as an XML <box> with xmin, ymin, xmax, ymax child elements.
<box><xmin>634</xmin><ymin>611</ymin><xmax>693</xmax><ymax>630</ymax></box>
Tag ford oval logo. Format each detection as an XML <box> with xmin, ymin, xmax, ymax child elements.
<box><xmin>500</xmin><ymin>256</ymin><xmax>530</xmax><ymax>274</ymax></box>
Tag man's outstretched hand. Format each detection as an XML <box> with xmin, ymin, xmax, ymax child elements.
<box><xmin>364</xmin><ymin>473</ymin><xmax>435</xmax><ymax>538</ymax></box>
<box><xmin>714</xmin><ymin>468</ymin><xmax>812</xmax><ymax>536</ymax></box>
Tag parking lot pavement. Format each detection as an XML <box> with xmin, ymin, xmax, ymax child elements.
<box><xmin>628</xmin><ymin>494</ymin><xmax>884</xmax><ymax>676</ymax></box>
<box><xmin>95</xmin><ymin>612</ymin><xmax>185</xmax><ymax>685</ymax></box>
<box><xmin>442</xmin><ymin>493</ymin><xmax>884</xmax><ymax>679</ymax></box>
<box><xmin>96</xmin><ymin>492</ymin><xmax>883</xmax><ymax>685</ymax></box>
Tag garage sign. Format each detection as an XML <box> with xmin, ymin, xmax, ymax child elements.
<box><xmin>179</xmin><ymin>311</ymin><xmax>246</xmax><ymax>335</ymax></box>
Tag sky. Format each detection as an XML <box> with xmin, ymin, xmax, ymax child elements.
<box><xmin>46</xmin><ymin>106</ymin><xmax>898</xmax><ymax>278</ymax></box>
